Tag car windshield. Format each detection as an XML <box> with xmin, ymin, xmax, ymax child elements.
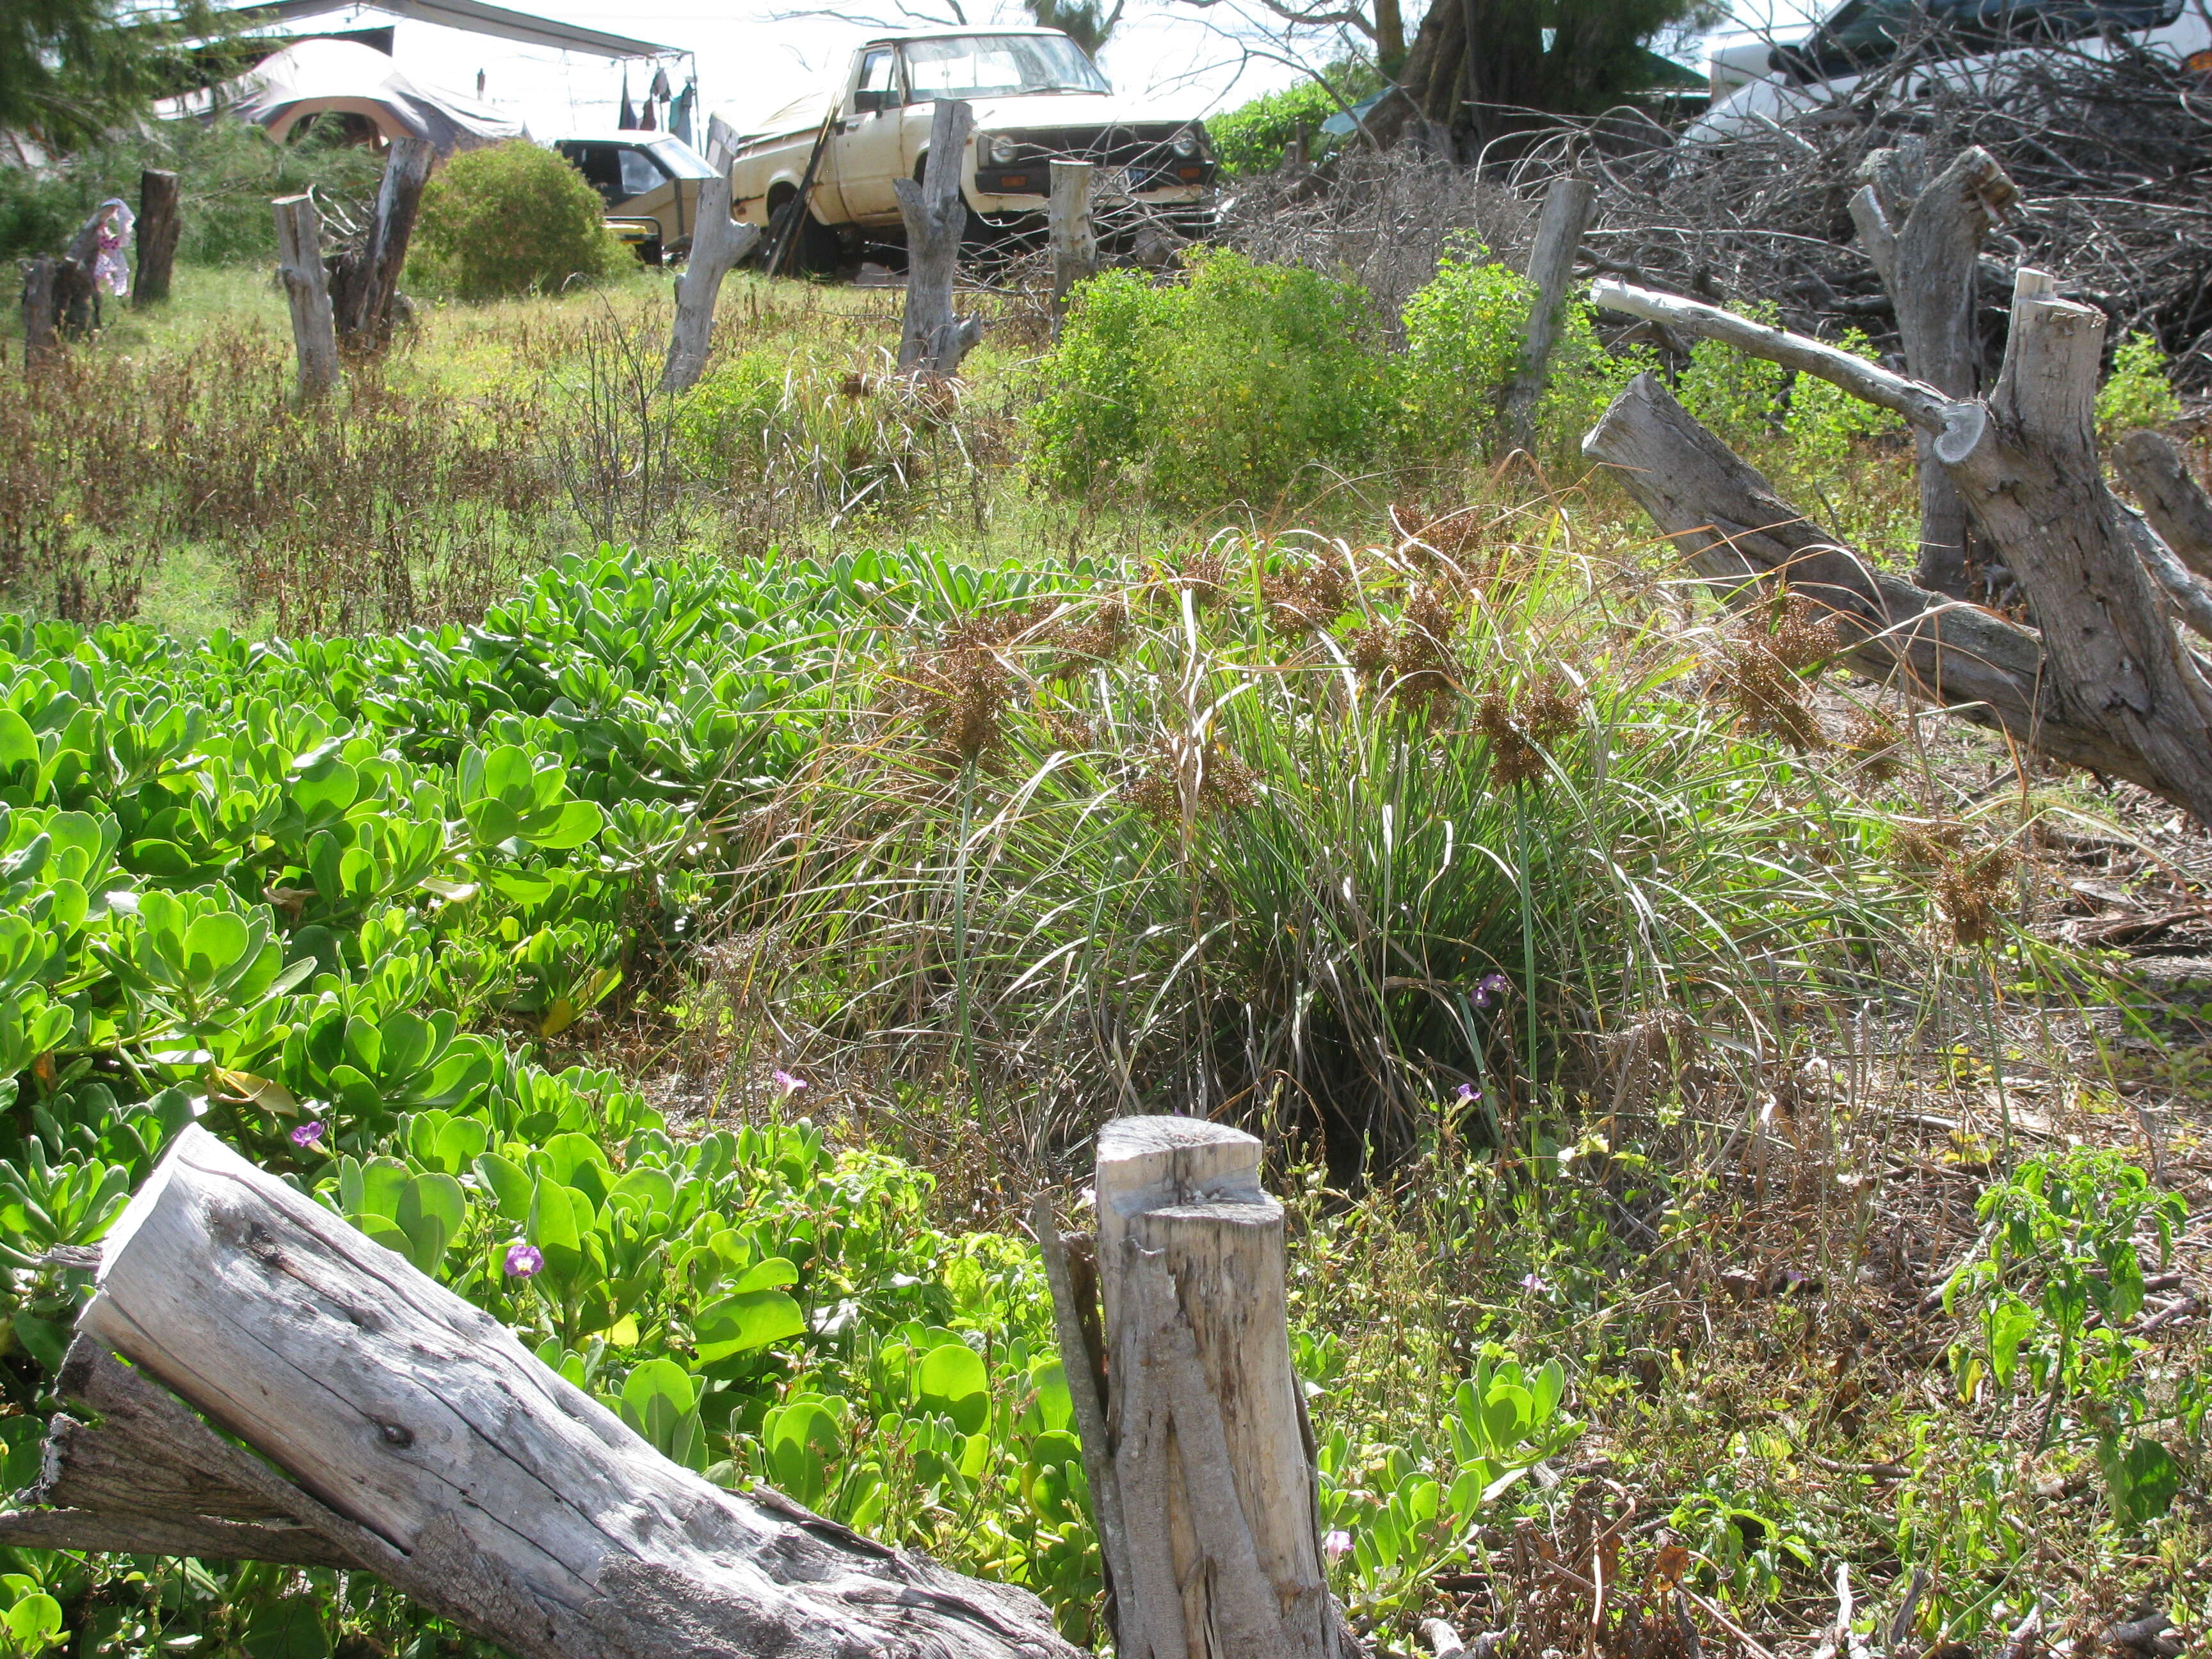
<box><xmin>648</xmin><ymin>137</ymin><xmax>716</xmax><ymax>179</ymax></box>
<box><xmin>1799</xmin><ymin>0</ymin><xmax>2180</xmax><ymax>74</ymax></box>
<box><xmin>901</xmin><ymin>34</ymin><xmax>1109</xmax><ymax>99</ymax></box>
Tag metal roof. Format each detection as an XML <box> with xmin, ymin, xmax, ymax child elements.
<box><xmin>223</xmin><ymin>0</ymin><xmax>675</xmax><ymax>60</ymax></box>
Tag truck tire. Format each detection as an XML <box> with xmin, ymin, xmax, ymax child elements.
<box><xmin>765</xmin><ymin>186</ymin><xmax>843</xmax><ymax>276</ymax></box>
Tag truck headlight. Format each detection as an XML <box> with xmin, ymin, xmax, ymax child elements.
<box><xmin>1171</xmin><ymin>130</ymin><xmax>1200</xmax><ymax>158</ymax></box>
<box><xmin>986</xmin><ymin>133</ymin><xmax>1020</xmax><ymax>164</ymax></box>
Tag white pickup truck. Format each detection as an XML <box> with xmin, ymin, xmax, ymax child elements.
<box><xmin>725</xmin><ymin>25</ymin><xmax>1216</xmax><ymax>268</ymax></box>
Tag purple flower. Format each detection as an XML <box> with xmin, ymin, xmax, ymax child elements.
<box><xmin>1473</xmin><ymin>972</ymin><xmax>1511</xmax><ymax>1010</ymax></box>
<box><xmin>774</xmin><ymin>1070</ymin><xmax>806</xmax><ymax>1094</ymax></box>
<box><xmin>504</xmin><ymin>1242</ymin><xmax>544</xmax><ymax>1279</ymax></box>
<box><xmin>1519</xmin><ymin>1272</ymin><xmax>1550</xmax><ymax>1294</ymax></box>
<box><xmin>1323</xmin><ymin>1529</ymin><xmax>1352</xmax><ymax>1559</ymax></box>
<box><xmin>290</xmin><ymin>1120</ymin><xmax>325</xmax><ymax>1148</ymax></box>
<box><xmin>1455</xmin><ymin>1083</ymin><xmax>1481</xmax><ymax>1105</ymax></box>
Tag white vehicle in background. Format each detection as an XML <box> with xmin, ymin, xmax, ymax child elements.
<box><xmin>724</xmin><ymin>25</ymin><xmax>1215</xmax><ymax>269</ymax></box>
<box><xmin>1692</xmin><ymin>0</ymin><xmax>2211</xmax><ymax>140</ymax></box>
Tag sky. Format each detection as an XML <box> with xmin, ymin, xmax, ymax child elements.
<box><xmin>262</xmin><ymin>0</ymin><xmax>1832</xmax><ymax>142</ymax></box>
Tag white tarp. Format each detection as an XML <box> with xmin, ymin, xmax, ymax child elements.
<box><xmin>186</xmin><ymin>38</ymin><xmax>525</xmax><ymax>152</ymax></box>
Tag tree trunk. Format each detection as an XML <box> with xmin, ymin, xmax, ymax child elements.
<box><xmin>1048</xmin><ymin>159</ymin><xmax>1097</xmax><ymax>324</ymax></box>
<box><xmin>1847</xmin><ymin>143</ymin><xmax>2014</xmax><ymax>597</ymax></box>
<box><xmin>895</xmin><ymin>99</ymin><xmax>982</xmax><ymax>376</ymax></box>
<box><xmin>330</xmin><ymin>138</ymin><xmax>433</xmax><ymax>355</ymax></box>
<box><xmin>1</xmin><ymin>1126</ymin><xmax>1082</xmax><ymax>1659</ymax></box>
<box><xmin>273</xmin><ymin>195</ymin><xmax>341</xmax><ymax>399</ymax></box>
<box><xmin>1092</xmin><ymin>1118</ymin><xmax>1347</xmax><ymax>1659</ymax></box>
<box><xmin>1503</xmin><ymin>175</ymin><xmax>1596</xmax><ymax>449</ymax></box>
<box><xmin>135</xmin><ymin>170</ymin><xmax>180</xmax><ymax>305</ymax></box>
<box><xmin>661</xmin><ymin>177</ymin><xmax>761</xmax><ymax>392</ymax></box>
<box><xmin>2116</xmin><ymin>429</ymin><xmax>2212</xmax><ymax>581</ymax></box>
<box><xmin>1587</xmin><ymin>275</ymin><xmax>2212</xmax><ymax>821</ymax></box>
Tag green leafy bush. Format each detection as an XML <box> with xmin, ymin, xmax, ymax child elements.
<box><xmin>1203</xmin><ymin>64</ymin><xmax>1381</xmax><ymax>175</ymax></box>
<box><xmin>408</xmin><ymin>139</ymin><xmax>622</xmax><ymax>301</ymax></box>
<box><xmin>1395</xmin><ymin>243</ymin><xmax>1536</xmax><ymax>458</ymax></box>
<box><xmin>2096</xmin><ymin>331</ymin><xmax>2181</xmax><ymax>441</ymax></box>
<box><xmin>1029</xmin><ymin>248</ymin><xmax>1393</xmax><ymax>509</ymax></box>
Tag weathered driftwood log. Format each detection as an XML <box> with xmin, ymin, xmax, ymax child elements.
<box><xmin>1848</xmin><ymin>143</ymin><xmax>2016</xmax><ymax>598</ymax></box>
<box><xmin>1503</xmin><ymin>174</ymin><xmax>1596</xmax><ymax>449</ymax></box>
<box><xmin>1092</xmin><ymin>1118</ymin><xmax>1347</xmax><ymax>1659</ymax></box>
<box><xmin>330</xmin><ymin>138</ymin><xmax>433</xmax><ymax>354</ymax></box>
<box><xmin>895</xmin><ymin>99</ymin><xmax>984</xmax><ymax>376</ymax></box>
<box><xmin>273</xmin><ymin>195</ymin><xmax>341</xmax><ymax>399</ymax></box>
<box><xmin>1048</xmin><ymin>159</ymin><xmax>1096</xmax><ymax>322</ymax></box>
<box><xmin>2117</xmin><ymin>429</ymin><xmax>2212</xmax><ymax>582</ymax></box>
<box><xmin>1587</xmin><ymin>275</ymin><xmax>2212</xmax><ymax>819</ymax></box>
<box><xmin>662</xmin><ymin>118</ymin><xmax>761</xmax><ymax>394</ymax></box>
<box><xmin>135</xmin><ymin>170</ymin><xmax>180</xmax><ymax>305</ymax></box>
<box><xmin>0</xmin><ymin>1126</ymin><xmax>1080</xmax><ymax>1659</ymax></box>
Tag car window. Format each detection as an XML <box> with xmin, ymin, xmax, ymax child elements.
<box><xmin>648</xmin><ymin>137</ymin><xmax>716</xmax><ymax>179</ymax></box>
<box><xmin>856</xmin><ymin>47</ymin><xmax>899</xmax><ymax>102</ymax></box>
<box><xmin>900</xmin><ymin>34</ymin><xmax>1110</xmax><ymax>100</ymax></box>
<box><xmin>561</xmin><ymin>143</ymin><xmax>626</xmax><ymax>207</ymax></box>
<box><xmin>618</xmin><ymin>147</ymin><xmax>666</xmax><ymax>198</ymax></box>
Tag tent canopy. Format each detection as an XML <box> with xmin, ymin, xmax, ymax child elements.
<box><xmin>197</xmin><ymin>36</ymin><xmax>527</xmax><ymax>151</ymax></box>
<box><xmin>224</xmin><ymin>0</ymin><xmax>674</xmax><ymax>61</ymax></box>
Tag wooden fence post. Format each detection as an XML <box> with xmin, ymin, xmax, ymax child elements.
<box><xmin>1847</xmin><ymin>143</ymin><xmax>2015</xmax><ymax>599</ymax></box>
<box><xmin>1047</xmin><ymin>159</ymin><xmax>1096</xmax><ymax>325</ymax></box>
<box><xmin>895</xmin><ymin>99</ymin><xmax>982</xmax><ymax>376</ymax></box>
<box><xmin>1502</xmin><ymin>173</ymin><xmax>1596</xmax><ymax>450</ymax></box>
<box><xmin>1076</xmin><ymin>1116</ymin><xmax>1349</xmax><ymax>1659</ymax></box>
<box><xmin>20</xmin><ymin>257</ymin><xmax>59</xmax><ymax>369</ymax></box>
<box><xmin>136</xmin><ymin>170</ymin><xmax>180</xmax><ymax>305</ymax></box>
<box><xmin>661</xmin><ymin>118</ymin><xmax>761</xmax><ymax>394</ymax></box>
<box><xmin>273</xmin><ymin>195</ymin><xmax>340</xmax><ymax>399</ymax></box>
<box><xmin>332</xmin><ymin>138</ymin><xmax>433</xmax><ymax>354</ymax></box>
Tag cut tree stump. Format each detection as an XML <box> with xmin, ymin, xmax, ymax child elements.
<box><xmin>1591</xmin><ymin>270</ymin><xmax>2212</xmax><ymax>822</ymax></box>
<box><xmin>273</xmin><ymin>195</ymin><xmax>341</xmax><ymax>399</ymax></box>
<box><xmin>1847</xmin><ymin>142</ymin><xmax>2016</xmax><ymax>598</ymax></box>
<box><xmin>330</xmin><ymin>138</ymin><xmax>433</xmax><ymax>355</ymax></box>
<box><xmin>662</xmin><ymin>116</ymin><xmax>762</xmax><ymax>394</ymax></box>
<box><xmin>1087</xmin><ymin>1118</ymin><xmax>1349</xmax><ymax>1659</ymax></box>
<box><xmin>1503</xmin><ymin>174</ymin><xmax>1596</xmax><ymax>449</ymax></box>
<box><xmin>0</xmin><ymin>1126</ymin><xmax>1081</xmax><ymax>1659</ymax></box>
<box><xmin>896</xmin><ymin>99</ymin><xmax>983</xmax><ymax>376</ymax></box>
<box><xmin>135</xmin><ymin>170</ymin><xmax>180</xmax><ymax>305</ymax></box>
<box><xmin>1048</xmin><ymin>159</ymin><xmax>1096</xmax><ymax>323</ymax></box>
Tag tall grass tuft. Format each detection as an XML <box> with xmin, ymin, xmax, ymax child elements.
<box><xmin>724</xmin><ymin>501</ymin><xmax>1935</xmax><ymax>1175</ymax></box>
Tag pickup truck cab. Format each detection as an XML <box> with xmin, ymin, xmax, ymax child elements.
<box><xmin>1692</xmin><ymin>0</ymin><xmax>2207</xmax><ymax>140</ymax></box>
<box><xmin>554</xmin><ymin>134</ymin><xmax>717</xmax><ymax>263</ymax></box>
<box><xmin>726</xmin><ymin>26</ymin><xmax>1215</xmax><ymax>266</ymax></box>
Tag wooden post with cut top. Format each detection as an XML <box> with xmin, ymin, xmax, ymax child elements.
<box><xmin>662</xmin><ymin>116</ymin><xmax>762</xmax><ymax>394</ymax></box>
<box><xmin>135</xmin><ymin>170</ymin><xmax>180</xmax><ymax>304</ymax></box>
<box><xmin>1502</xmin><ymin>173</ymin><xmax>1596</xmax><ymax>450</ymax></box>
<box><xmin>20</xmin><ymin>257</ymin><xmax>60</xmax><ymax>369</ymax></box>
<box><xmin>895</xmin><ymin>98</ymin><xmax>982</xmax><ymax>376</ymax></box>
<box><xmin>273</xmin><ymin>195</ymin><xmax>340</xmax><ymax>399</ymax></box>
<box><xmin>331</xmin><ymin>138</ymin><xmax>434</xmax><ymax>353</ymax></box>
<box><xmin>1045</xmin><ymin>1116</ymin><xmax>1350</xmax><ymax>1659</ymax></box>
<box><xmin>1048</xmin><ymin>159</ymin><xmax>1096</xmax><ymax>324</ymax></box>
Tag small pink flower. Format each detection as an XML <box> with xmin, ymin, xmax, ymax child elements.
<box><xmin>504</xmin><ymin>1242</ymin><xmax>544</xmax><ymax>1278</ymax></box>
<box><xmin>774</xmin><ymin>1070</ymin><xmax>806</xmax><ymax>1094</ymax></box>
<box><xmin>290</xmin><ymin>1120</ymin><xmax>325</xmax><ymax>1148</ymax></box>
<box><xmin>1323</xmin><ymin>1529</ymin><xmax>1352</xmax><ymax>1559</ymax></box>
<box><xmin>1519</xmin><ymin>1272</ymin><xmax>1550</xmax><ymax>1294</ymax></box>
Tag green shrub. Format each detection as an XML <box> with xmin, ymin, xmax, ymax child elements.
<box><xmin>2096</xmin><ymin>331</ymin><xmax>2181</xmax><ymax>441</ymax></box>
<box><xmin>1675</xmin><ymin>330</ymin><xmax>1787</xmax><ymax>450</ymax></box>
<box><xmin>1029</xmin><ymin>248</ymin><xmax>1392</xmax><ymax>509</ymax></box>
<box><xmin>1395</xmin><ymin>243</ymin><xmax>1535</xmax><ymax>459</ymax></box>
<box><xmin>408</xmin><ymin>140</ymin><xmax>621</xmax><ymax>301</ymax></box>
<box><xmin>1204</xmin><ymin>64</ymin><xmax>1381</xmax><ymax>175</ymax></box>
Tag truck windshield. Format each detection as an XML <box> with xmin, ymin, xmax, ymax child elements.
<box><xmin>901</xmin><ymin>34</ymin><xmax>1110</xmax><ymax>99</ymax></box>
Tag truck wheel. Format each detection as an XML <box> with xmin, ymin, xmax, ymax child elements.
<box><xmin>765</xmin><ymin>188</ymin><xmax>844</xmax><ymax>276</ymax></box>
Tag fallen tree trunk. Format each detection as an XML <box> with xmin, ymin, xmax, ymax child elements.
<box><xmin>2116</xmin><ymin>429</ymin><xmax>2212</xmax><ymax>582</ymax></box>
<box><xmin>1591</xmin><ymin>272</ymin><xmax>2212</xmax><ymax>822</ymax></box>
<box><xmin>0</xmin><ymin>1126</ymin><xmax>1080</xmax><ymax>1659</ymax></box>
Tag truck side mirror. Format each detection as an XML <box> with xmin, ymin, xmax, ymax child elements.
<box><xmin>851</xmin><ymin>86</ymin><xmax>892</xmax><ymax>113</ymax></box>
